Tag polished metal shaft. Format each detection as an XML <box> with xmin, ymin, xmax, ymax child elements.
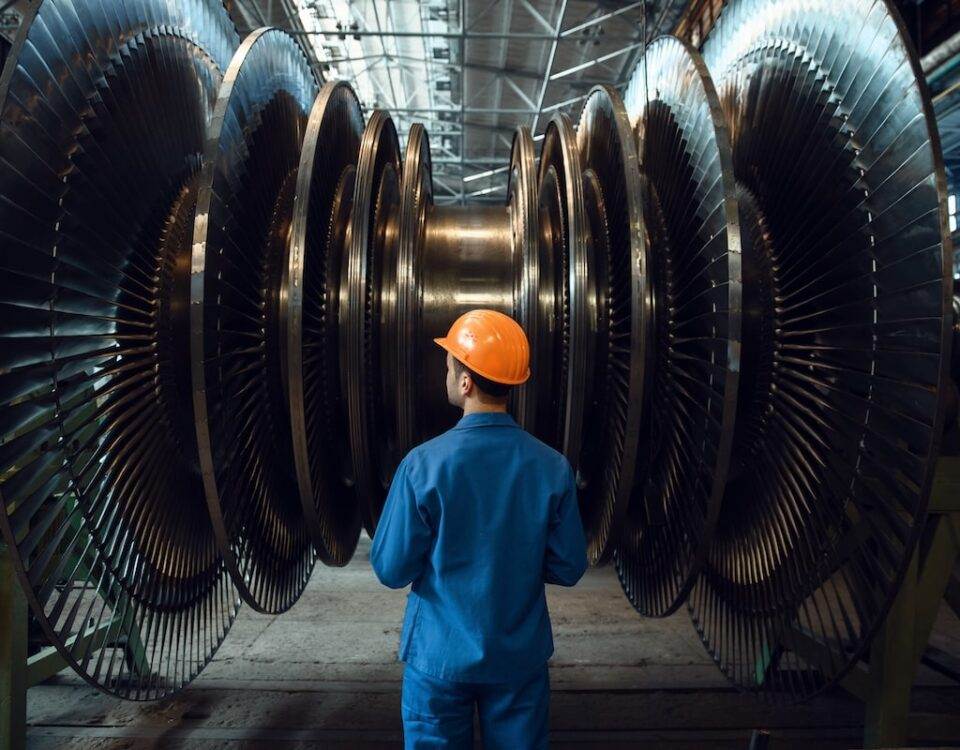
<box><xmin>418</xmin><ymin>205</ymin><xmax>516</xmax><ymax>437</ymax></box>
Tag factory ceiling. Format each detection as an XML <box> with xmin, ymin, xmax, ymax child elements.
<box><xmin>225</xmin><ymin>0</ymin><xmax>688</xmax><ymax>203</ymax></box>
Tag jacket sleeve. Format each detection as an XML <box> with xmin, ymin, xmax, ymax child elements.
<box><xmin>370</xmin><ymin>457</ymin><xmax>434</xmax><ymax>589</ymax></box>
<box><xmin>543</xmin><ymin>462</ymin><xmax>589</xmax><ymax>586</ymax></box>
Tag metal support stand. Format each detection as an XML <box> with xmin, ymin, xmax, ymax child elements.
<box><xmin>0</xmin><ymin>543</ymin><xmax>26</xmax><ymax>750</ymax></box>
<box><xmin>845</xmin><ymin>456</ymin><xmax>960</xmax><ymax>748</ymax></box>
<box><xmin>0</xmin><ymin>536</ymin><xmax>147</xmax><ymax>750</ymax></box>
<box><xmin>754</xmin><ymin>456</ymin><xmax>960</xmax><ymax>747</ymax></box>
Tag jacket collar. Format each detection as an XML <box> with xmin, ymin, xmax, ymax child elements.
<box><xmin>453</xmin><ymin>411</ymin><xmax>518</xmax><ymax>429</ymax></box>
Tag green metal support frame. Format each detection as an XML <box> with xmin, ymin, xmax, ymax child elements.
<box><xmin>0</xmin><ymin>492</ymin><xmax>151</xmax><ymax>750</ymax></box>
<box><xmin>737</xmin><ymin>456</ymin><xmax>960</xmax><ymax>747</ymax></box>
<box><xmin>1</xmin><ymin>542</ymin><xmax>27</xmax><ymax>750</ymax></box>
<box><xmin>0</xmin><ymin>542</ymin><xmax>87</xmax><ymax>750</ymax></box>
<box><xmin>844</xmin><ymin>456</ymin><xmax>960</xmax><ymax>749</ymax></box>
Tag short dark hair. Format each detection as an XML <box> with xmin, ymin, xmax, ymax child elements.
<box><xmin>452</xmin><ymin>357</ymin><xmax>511</xmax><ymax>399</ymax></box>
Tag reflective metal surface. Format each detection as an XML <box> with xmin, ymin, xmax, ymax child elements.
<box><xmin>575</xmin><ymin>86</ymin><xmax>648</xmax><ymax>566</ymax></box>
<box><xmin>0</xmin><ymin>0</ymin><xmax>239</xmax><ymax>698</ymax></box>
<box><xmin>535</xmin><ymin>114</ymin><xmax>585</xmax><ymax>453</ymax></box>
<box><xmin>396</xmin><ymin>124</ymin><xmax>433</xmax><ymax>451</ymax></box>
<box><xmin>689</xmin><ymin>0</ymin><xmax>952</xmax><ymax>699</ymax></box>
<box><xmin>615</xmin><ymin>37</ymin><xmax>742</xmax><ymax>616</ymax></box>
<box><xmin>509</xmin><ymin>126</ymin><xmax>541</xmax><ymax>430</ymax></box>
<box><xmin>287</xmin><ymin>81</ymin><xmax>364</xmax><ymax>567</ymax></box>
<box><xmin>191</xmin><ymin>28</ymin><xmax>319</xmax><ymax>614</ymax></box>
<box><xmin>418</xmin><ymin>204</ymin><xmax>516</xmax><ymax>441</ymax></box>
<box><xmin>343</xmin><ymin>109</ymin><xmax>401</xmax><ymax>533</ymax></box>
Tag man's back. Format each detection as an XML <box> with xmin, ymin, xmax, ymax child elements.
<box><xmin>370</xmin><ymin>411</ymin><xmax>588</xmax><ymax>683</ymax></box>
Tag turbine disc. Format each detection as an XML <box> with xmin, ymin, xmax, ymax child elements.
<box><xmin>690</xmin><ymin>0</ymin><xmax>952</xmax><ymax>698</ymax></box>
<box><xmin>344</xmin><ymin>109</ymin><xmax>402</xmax><ymax>533</ymax></box>
<box><xmin>287</xmin><ymin>81</ymin><xmax>364</xmax><ymax>567</ymax></box>
<box><xmin>535</xmin><ymin>114</ymin><xmax>585</xmax><ymax>454</ymax></box>
<box><xmin>191</xmin><ymin>28</ymin><xmax>319</xmax><ymax>614</ymax></box>
<box><xmin>509</xmin><ymin>126</ymin><xmax>541</xmax><ymax>430</ymax></box>
<box><xmin>614</xmin><ymin>37</ymin><xmax>742</xmax><ymax>615</ymax></box>
<box><xmin>0</xmin><ymin>0</ymin><xmax>239</xmax><ymax>698</ymax></box>
<box><xmin>395</xmin><ymin>123</ymin><xmax>433</xmax><ymax>451</ymax></box>
<box><xmin>574</xmin><ymin>86</ymin><xmax>649</xmax><ymax>565</ymax></box>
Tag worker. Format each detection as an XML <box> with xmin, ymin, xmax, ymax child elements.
<box><xmin>370</xmin><ymin>308</ymin><xmax>589</xmax><ymax>749</ymax></box>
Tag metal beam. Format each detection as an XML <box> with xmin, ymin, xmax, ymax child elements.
<box><xmin>502</xmin><ymin>75</ymin><xmax>537</xmax><ymax>110</ymax></box>
<box><xmin>379</xmin><ymin>107</ymin><xmax>536</xmax><ymax>114</ymax></box>
<box><xmin>322</xmin><ymin>24</ymin><xmax>624</xmax><ymax>88</ymax></box>
<box><xmin>550</xmin><ymin>42</ymin><xmax>644</xmax><ymax>81</ymax></box>
<box><xmin>1</xmin><ymin>545</ymin><xmax>26</xmax><ymax>750</ymax></box>
<box><xmin>433</xmin><ymin>158</ymin><xmax>511</xmax><ymax>165</ymax></box>
<box><xmin>518</xmin><ymin>0</ymin><xmax>554</xmax><ymax>35</ymax></box>
<box><xmin>543</xmin><ymin>92</ymin><xmax>589</xmax><ymax>113</ymax></box>
<box><xmin>467</xmin><ymin>0</ymin><xmax>504</xmax><ymax>32</ymax></box>
<box><xmin>468</xmin><ymin>183</ymin><xmax>506</xmax><ymax>197</ymax></box>
<box><xmin>463</xmin><ymin>165</ymin><xmax>510</xmax><ymax>183</ymax></box>
<box><xmin>431</xmin><ymin>176</ymin><xmax>461</xmax><ymax>198</ymax></box>
<box><xmin>488</xmin><ymin>0</ymin><xmax>514</xmax><ymax>169</ymax></box>
<box><xmin>370</xmin><ymin>0</ymin><xmax>400</xmax><ymax>109</ymax></box>
<box><xmin>289</xmin><ymin>29</ymin><xmax>639</xmax><ymax>42</ymax></box>
<box><xmin>531</xmin><ymin>0</ymin><xmax>569</xmax><ymax>136</ymax></box>
<box><xmin>459</xmin><ymin>0</ymin><xmax>465</xmax><ymax>204</ymax></box>
<box><xmin>462</xmin><ymin>61</ymin><xmax>611</xmax><ymax>86</ymax></box>
<box><xmin>560</xmin><ymin>1</ymin><xmax>645</xmax><ymax>37</ymax></box>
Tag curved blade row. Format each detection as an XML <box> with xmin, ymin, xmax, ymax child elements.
<box><xmin>0</xmin><ymin>0</ymin><xmax>241</xmax><ymax>699</ymax></box>
<box><xmin>191</xmin><ymin>27</ymin><xmax>319</xmax><ymax>615</ymax></box>
<box><xmin>614</xmin><ymin>35</ymin><xmax>741</xmax><ymax>619</ymax></box>
<box><xmin>612</xmin><ymin>0</ymin><xmax>951</xmax><ymax>702</ymax></box>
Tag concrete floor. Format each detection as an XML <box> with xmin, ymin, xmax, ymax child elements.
<box><xmin>26</xmin><ymin>535</ymin><xmax>960</xmax><ymax>749</ymax></box>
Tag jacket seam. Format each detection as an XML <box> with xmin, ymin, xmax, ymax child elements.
<box><xmin>451</xmin><ymin>423</ymin><xmax>520</xmax><ymax>431</ymax></box>
<box><xmin>401</xmin><ymin>594</ymin><xmax>424</xmax><ymax>662</ymax></box>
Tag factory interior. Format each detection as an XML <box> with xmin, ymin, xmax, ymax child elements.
<box><xmin>2</xmin><ymin>0</ymin><xmax>960</xmax><ymax>747</ymax></box>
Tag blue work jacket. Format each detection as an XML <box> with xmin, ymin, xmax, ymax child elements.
<box><xmin>369</xmin><ymin>410</ymin><xmax>589</xmax><ymax>683</ymax></box>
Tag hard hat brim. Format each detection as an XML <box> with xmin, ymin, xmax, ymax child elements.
<box><xmin>433</xmin><ymin>336</ymin><xmax>531</xmax><ymax>385</ymax></box>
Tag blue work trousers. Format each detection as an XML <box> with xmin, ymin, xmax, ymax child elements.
<box><xmin>400</xmin><ymin>661</ymin><xmax>550</xmax><ymax>749</ymax></box>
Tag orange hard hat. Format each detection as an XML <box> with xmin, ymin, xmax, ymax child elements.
<box><xmin>434</xmin><ymin>309</ymin><xmax>531</xmax><ymax>385</ymax></box>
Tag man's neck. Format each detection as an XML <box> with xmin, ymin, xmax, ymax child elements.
<box><xmin>461</xmin><ymin>401</ymin><xmax>508</xmax><ymax>416</ymax></box>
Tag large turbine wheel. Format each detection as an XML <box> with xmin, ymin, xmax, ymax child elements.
<box><xmin>534</xmin><ymin>113</ymin><xmax>585</xmax><ymax>456</ymax></box>
<box><xmin>690</xmin><ymin>0</ymin><xmax>952</xmax><ymax>698</ymax></box>
<box><xmin>343</xmin><ymin>110</ymin><xmax>402</xmax><ymax>532</ymax></box>
<box><xmin>287</xmin><ymin>81</ymin><xmax>364</xmax><ymax>566</ymax></box>
<box><xmin>191</xmin><ymin>29</ymin><xmax>319</xmax><ymax>614</ymax></box>
<box><xmin>0</xmin><ymin>0</ymin><xmax>240</xmax><ymax>698</ymax></box>
<box><xmin>614</xmin><ymin>37</ymin><xmax>741</xmax><ymax>616</ymax></box>
<box><xmin>573</xmin><ymin>86</ymin><xmax>648</xmax><ymax>565</ymax></box>
<box><xmin>510</xmin><ymin>126</ymin><xmax>542</xmax><ymax>430</ymax></box>
<box><xmin>394</xmin><ymin>123</ymin><xmax>433</xmax><ymax>452</ymax></box>
<box><xmin>533</xmin><ymin>97</ymin><xmax>648</xmax><ymax>566</ymax></box>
